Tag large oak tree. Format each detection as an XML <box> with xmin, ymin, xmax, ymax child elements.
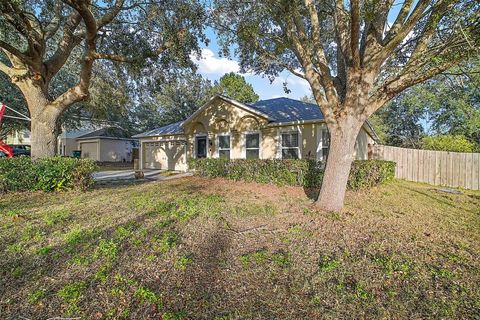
<box><xmin>213</xmin><ymin>0</ymin><xmax>480</xmax><ymax>211</ymax></box>
<box><xmin>0</xmin><ymin>0</ymin><xmax>206</xmax><ymax>158</ymax></box>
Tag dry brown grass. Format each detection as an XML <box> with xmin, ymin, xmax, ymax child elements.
<box><xmin>0</xmin><ymin>177</ymin><xmax>479</xmax><ymax>319</ymax></box>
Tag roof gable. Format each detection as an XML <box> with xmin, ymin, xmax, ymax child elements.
<box><xmin>182</xmin><ymin>95</ymin><xmax>271</xmax><ymax>126</ymax></box>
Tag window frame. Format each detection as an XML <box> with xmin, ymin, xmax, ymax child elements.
<box><xmin>316</xmin><ymin>124</ymin><xmax>330</xmax><ymax>161</ymax></box>
<box><xmin>243</xmin><ymin>131</ymin><xmax>262</xmax><ymax>159</ymax></box>
<box><xmin>216</xmin><ymin>133</ymin><xmax>231</xmax><ymax>159</ymax></box>
<box><xmin>278</xmin><ymin>129</ymin><xmax>302</xmax><ymax>160</ymax></box>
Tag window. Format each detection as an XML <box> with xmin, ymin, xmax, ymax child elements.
<box><xmin>218</xmin><ymin>135</ymin><xmax>230</xmax><ymax>159</ymax></box>
<box><xmin>321</xmin><ymin>128</ymin><xmax>330</xmax><ymax>161</ymax></box>
<box><xmin>245</xmin><ymin>133</ymin><xmax>260</xmax><ymax>159</ymax></box>
<box><xmin>281</xmin><ymin>132</ymin><xmax>299</xmax><ymax>159</ymax></box>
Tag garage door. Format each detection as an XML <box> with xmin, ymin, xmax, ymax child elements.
<box><xmin>143</xmin><ymin>141</ymin><xmax>186</xmax><ymax>171</ymax></box>
<box><xmin>80</xmin><ymin>142</ymin><xmax>98</xmax><ymax>161</ymax></box>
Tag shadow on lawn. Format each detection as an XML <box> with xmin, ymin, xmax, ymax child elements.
<box><xmin>400</xmin><ymin>184</ymin><xmax>479</xmax><ymax>215</ymax></box>
<box><xmin>0</xmin><ymin>199</ymin><xmax>244</xmax><ymax>318</ymax></box>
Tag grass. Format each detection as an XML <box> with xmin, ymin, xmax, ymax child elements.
<box><xmin>0</xmin><ymin>176</ymin><xmax>479</xmax><ymax>319</ymax></box>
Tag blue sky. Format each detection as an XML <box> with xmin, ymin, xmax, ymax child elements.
<box><xmin>191</xmin><ymin>28</ymin><xmax>312</xmax><ymax>101</ymax></box>
<box><xmin>192</xmin><ymin>3</ymin><xmax>407</xmax><ymax>101</ymax></box>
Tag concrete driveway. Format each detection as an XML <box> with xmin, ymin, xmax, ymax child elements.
<box><xmin>93</xmin><ymin>169</ymin><xmax>191</xmax><ymax>182</ymax></box>
<box><xmin>94</xmin><ymin>169</ymin><xmax>161</xmax><ymax>181</ymax></box>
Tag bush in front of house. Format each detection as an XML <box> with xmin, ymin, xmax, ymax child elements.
<box><xmin>188</xmin><ymin>158</ymin><xmax>322</xmax><ymax>186</ymax></box>
<box><xmin>188</xmin><ymin>158</ymin><xmax>395</xmax><ymax>190</ymax></box>
<box><xmin>0</xmin><ymin>156</ymin><xmax>97</xmax><ymax>193</ymax></box>
<box><xmin>347</xmin><ymin>160</ymin><xmax>396</xmax><ymax>190</ymax></box>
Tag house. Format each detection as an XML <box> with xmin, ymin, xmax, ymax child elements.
<box><xmin>133</xmin><ymin>95</ymin><xmax>378</xmax><ymax>171</ymax></box>
<box><xmin>58</xmin><ymin>129</ymin><xmax>96</xmax><ymax>157</ymax></box>
<box><xmin>76</xmin><ymin>127</ymin><xmax>138</xmax><ymax>162</ymax></box>
<box><xmin>5</xmin><ymin>129</ymin><xmax>31</xmax><ymax>145</ymax></box>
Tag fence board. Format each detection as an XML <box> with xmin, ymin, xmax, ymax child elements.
<box><xmin>474</xmin><ymin>153</ymin><xmax>480</xmax><ymax>190</ymax></box>
<box><xmin>373</xmin><ymin>145</ymin><xmax>480</xmax><ymax>190</ymax></box>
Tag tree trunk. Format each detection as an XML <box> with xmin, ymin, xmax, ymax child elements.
<box><xmin>315</xmin><ymin>117</ymin><xmax>362</xmax><ymax>212</ymax></box>
<box><xmin>17</xmin><ymin>81</ymin><xmax>61</xmax><ymax>159</ymax></box>
<box><xmin>30</xmin><ymin>109</ymin><xmax>60</xmax><ymax>159</ymax></box>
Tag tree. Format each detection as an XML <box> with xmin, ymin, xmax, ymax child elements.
<box><xmin>213</xmin><ymin>72</ymin><xmax>259</xmax><ymax>103</ymax></box>
<box><xmin>421</xmin><ymin>135</ymin><xmax>477</xmax><ymax>152</ymax></box>
<box><xmin>300</xmin><ymin>94</ymin><xmax>316</xmax><ymax>104</ymax></box>
<box><xmin>375</xmin><ymin>90</ymin><xmax>427</xmax><ymax>148</ymax></box>
<box><xmin>373</xmin><ymin>58</ymin><xmax>480</xmax><ymax>147</ymax></box>
<box><xmin>134</xmin><ymin>71</ymin><xmax>215</xmax><ymax>132</ymax></box>
<box><xmin>0</xmin><ymin>0</ymin><xmax>206</xmax><ymax>158</ymax></box>
<box><xmin>213</xmin><ymin>0</ymin><xmax>480</xmax><ymax>211</ymax></box>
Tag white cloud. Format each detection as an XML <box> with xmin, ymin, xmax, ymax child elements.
<box><xmin>190</xmin><ymin>48</ymin><xmax>241</xmax><ymax>75</ymax></box>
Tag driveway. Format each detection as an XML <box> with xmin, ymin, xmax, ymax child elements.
<box><xmin>93</xmin><ymin>169</ymin><xmax>192</xmax><ymax>182</ymax></box>
<box><xmin>94</xmin><ymin>169</ymin><xmax>161</xmax><ymax>181</ymax></box>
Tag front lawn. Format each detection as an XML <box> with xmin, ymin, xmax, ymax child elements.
<box><xmin>1</xmin><ymin>177</ymin><xmax>479</xmax><ymax>319</ymax></box>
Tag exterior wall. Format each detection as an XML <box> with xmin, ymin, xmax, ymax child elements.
<box><xmin>98</xmin><ymin>139</ymin><xmax>134</xmax><ymax>162</ymax></box>
<box><xmin>5</xmin><ymin>129</ymin><xmax>31</xmax><ymax>145</ymax></box>
<box><xmin>58</xmin><ymin>137</ymin><xmax>79</xmax><ymax>156</ymax></box>
<box><xmin>354</xmin><ymin>129</ymin><xmax>375</xmax><ymax>160</ymax></box>
<box><xmin>183</xmin><ymin>99</ymin><xmax>269</xmax><ymax>160</ymax></box>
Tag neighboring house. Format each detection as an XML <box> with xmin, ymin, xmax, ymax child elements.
<box><xmin>5</xmin><ymin>129</ymin><xmax>31</xmax><ymax>145</ymax></box>
<box><xmin>77</xmin><ymin>127</ymin><xmax>138</xmax><ymax>162</ymax></box>
<box><xmin>133</xmin><ymin>95</ymin><xmax>378</xmax><ymax>171</ymax></box>
<box><xmin>58</xmin><ymin>129</ymin><xmax>95</xmax><ymax>157</ymax></box>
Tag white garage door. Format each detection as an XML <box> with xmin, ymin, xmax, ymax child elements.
<box><xmin>80</xmin><ymin>142</ymin><xmax>98</xmax><ymax>161</ymax></box>
<box><xmin>143</xmin><ymin>141</ymin><xmax>186</xmax><ymax>171</ymax></box>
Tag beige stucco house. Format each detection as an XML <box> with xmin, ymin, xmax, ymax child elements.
<box><xmin>133</xmin><ymin>95</ymin><xmax>378</xmax><ymax>171</ymax></box>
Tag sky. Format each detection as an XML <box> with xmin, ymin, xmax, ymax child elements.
<box><xmin>190</xmin><ymin>28</ymin><xmax>312</xmax><ymax>101</ymax></box>
<box><xmin>191</xmin><ymin>3</ymin><xmax>408</xmax><ymax>102</ymax></box>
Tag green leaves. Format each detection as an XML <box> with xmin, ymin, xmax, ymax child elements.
<box><xmin>421</xmin><ymin>135</ymin><xmax>477</xmax><ymax>153</ymax></box>
<box><xmin>213</xmin><ymin>72</ymin><xmax>259</xmax><ymax>103</ymax></box>
<box><xmin>0</xmin><ymin>156</ymin><xmax>97</xmax><ymax>192</ymax></box>
<box><xmin>189</xmin><ymin>158</ymin><xmax>396</xmax><ymax>190</ymax></box>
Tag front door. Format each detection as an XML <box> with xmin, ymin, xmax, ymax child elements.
<box><xmin>196</xmin><ymin>136</ymin><xmax>207</xmax><ymax>158</ymax></box>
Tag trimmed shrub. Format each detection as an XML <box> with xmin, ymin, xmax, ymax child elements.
<box><xmin>188</xmin><ymin>158</ymin><xmax>395</xmax><ymax>190</ymax></box>
<box><xmin>0</xmin><ymin>156</ymin><xmax>97</xmax><ymax>193</ymax></box>
<box><xmin>0</xmin><ymin>156</ymin><xmax>36</xmax><ymax>192</ymax></box>
<box><xmin>347</xmin><ymin>160</ymin><xmax>396</xmax><ymax>190</ymax></box>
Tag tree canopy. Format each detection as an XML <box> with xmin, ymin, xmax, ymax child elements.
<box><xmin>0</xmin><ymin>0</ymin><xmax>207</xmax><ymax>157</ymax></box>
<box><xmin>373</xmin><ymin>59</ymin><xmax>480</xmax><ymax>148</ymax></box>
<box><xmin>212</xmin><ymin>0</ymin><xmax>480</xmax><ymax>211</ymax></box>
<box><xmin>213</xmin><ymin>72</ymin><xmax>259</xmax><ymax>103</ymax></box>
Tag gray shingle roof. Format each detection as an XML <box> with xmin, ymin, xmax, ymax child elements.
<box><xmin>76</xmin><ymin>127</ymin><xmax>132</xmax><ymax>140</ymax></box>
<box><xmin>135</xmin><ymin>97</ymin><xmax>325</xmax><ymax>138</ymax></box>
<box><xmin>250</xmin><ymin>98</ymin><xmax>323</xmax><ymax>122</ymax></box>
<box><xmin>132</xmin><ymin>121</ymin><xmax>184</xmax><ymax>138</ymax></box>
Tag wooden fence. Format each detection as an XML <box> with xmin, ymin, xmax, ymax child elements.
<box><xmin>372</xmin><ymin>145</ymin><xmax>480</xmax><ymax>190</ymax></box>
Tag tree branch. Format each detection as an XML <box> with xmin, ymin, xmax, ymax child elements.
<box><xmin>369</xmin><ymin>59</ymin><xmax>459</xmax><ymax>116</ymax></box>
<box><xmin>44</xmin><ymin>10</ymin><xmax>82</xmax><ymax>83</ymax></box>
<box><xmin>349</xmin><ymin>0</ymin><xmax>361</xmax><ymax>69</ymax></box>
<box><xmin>0</xmin><ymin>40</ymin><xmax>31</xmax><ymax>64</ymax></box>
<box><xmin>52</xmin><ymin>0</ymin><xmax>99</xmax><ymax>111</ymax></box>
<box><xmin>0</xmin><ymin>60</ymin><xmax>12</xmax><ymax>75</ymax></box>
<box><xmin>44</xmin><ymin>3</ymin><xmax>63</xmax><ymax>40</ymax></box>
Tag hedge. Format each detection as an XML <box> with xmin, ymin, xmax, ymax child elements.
<box><xmin>188</xmin><ymin>158</ymin><xmax>395</xmax><ymax>190</ymax></box>
<box><xmin>0</xmin><ymin>156</ymin><xmax>97</xmax><ymax>193</ymax></box>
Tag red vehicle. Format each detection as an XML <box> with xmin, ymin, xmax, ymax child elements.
<box><xmin>0</xmin><ymin>104</ymin><xmax>14</xmax><ymax>158</ymax></box>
